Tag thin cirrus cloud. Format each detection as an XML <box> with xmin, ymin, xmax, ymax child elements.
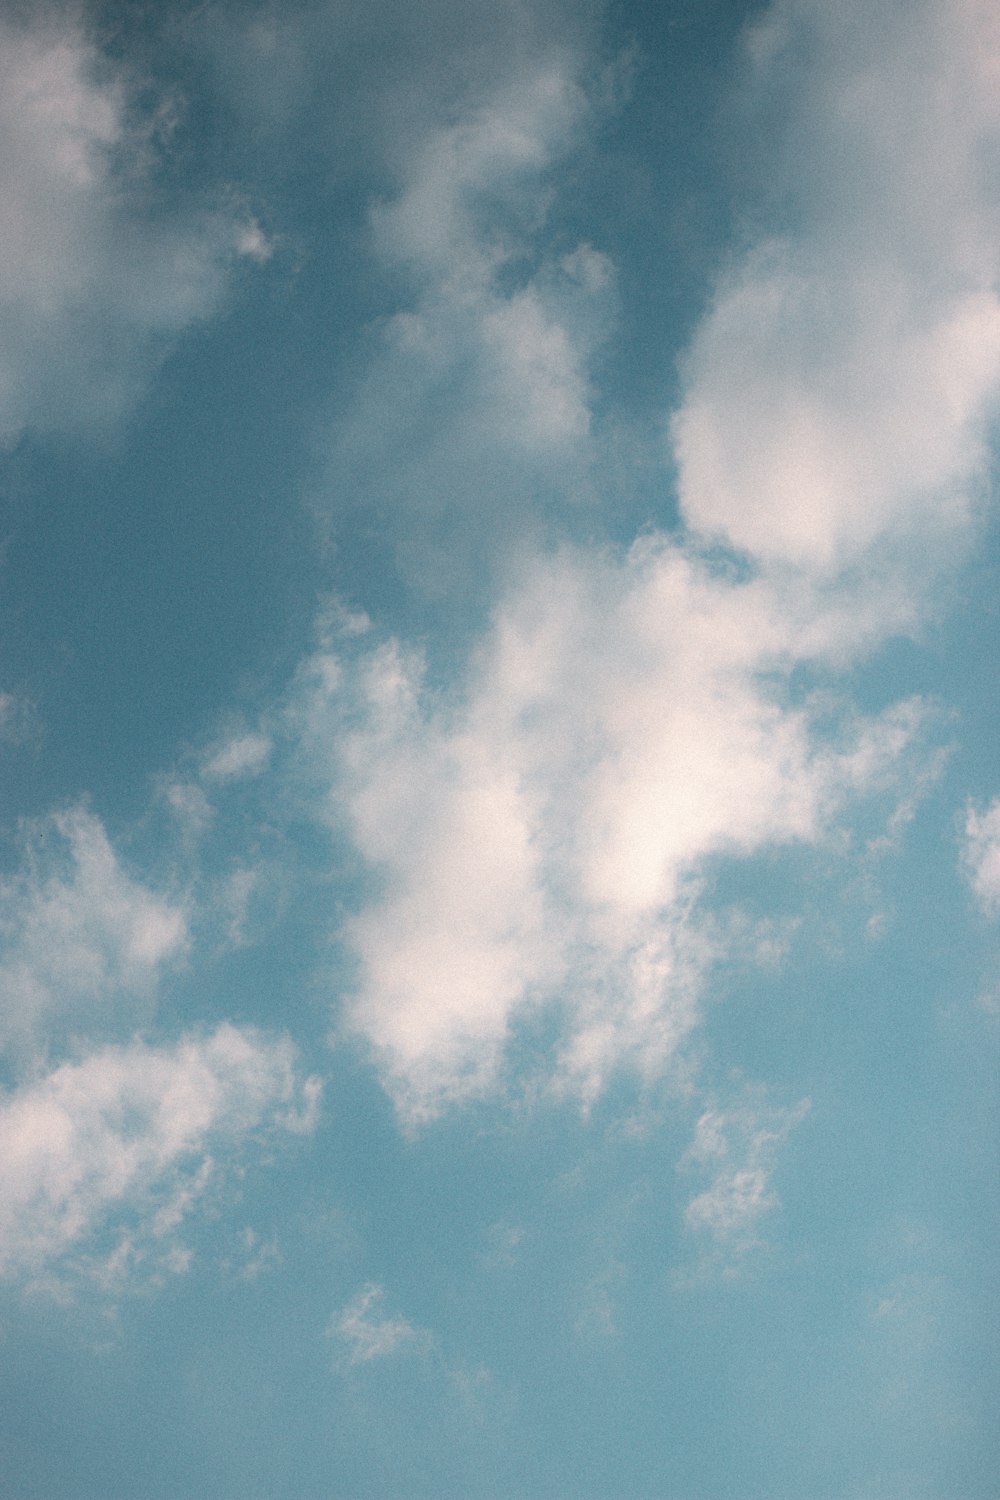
<box><xmin>0</xmin><ymin>6</ymin><xmax>267</xmax><ymax>445</ymax></box>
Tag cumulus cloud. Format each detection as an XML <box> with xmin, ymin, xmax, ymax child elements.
<box><xmin>962</xmin><ymin>798</ymin><xmax>1000</xmax><ymax>916</ymax></box>
<box><xmin>331</xmin><ymin>1283</ymin><xmax>430</xmax><ymax>1364</ymax></box>
<box><xmin>0</xmin><ymin>1024</ymin><xmax>320</xmax><ymax>1284</ymax></box>
<box><xmin>0</xmin><ymin>7</ymin><xmax>264</xmax><ymax>443</ymax></box>
<box><xmin>295</xmin><ymin>540</ymin><xmax>930</xmax><ymax>1121</ymax></box>
<box><xmin>672</xmin><ymin>0</ymin><xmax>1000</xmax><ymax>577</ymax></box>
<box><xmin>0</xmin><ymin>807</ymin><xmax>187</xmax><ymax>1064</ymax></box>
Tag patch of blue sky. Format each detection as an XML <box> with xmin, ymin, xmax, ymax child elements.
<box><xmin>0</xmin><ymin>0</ymin><xmax>998</xmax><ymax>1496</ymax></box>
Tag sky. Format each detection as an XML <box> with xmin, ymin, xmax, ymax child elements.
<box><xmin>0</xmin><ymin>1</ymin><xmax>998</xmax><ymax>1496</ymax></box>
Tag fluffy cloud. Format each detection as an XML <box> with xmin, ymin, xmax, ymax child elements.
<box><xmin>0</xmin><ymin>7</ymin><xmax>263</xmax><ymax>443</ymax></box>
<box><xmin>0</xmin><ymin>807</ymin><xmax>187</xmax><ymax>1064</ymax></box>
<box><xmin>297</xmin><ymin>540</ymin><xmax>929</xmax><ymax>1121</ymax></box>
<box><xmin>326</xmin><ymin>57</ymin><xmax>615</xmax><ymax>592</ymax></box>
<box><xmin>281</xmin><ymin>0</ymin><xmax>997</xmax><ymax>1130</ymax></box>
<box><xmin>962</xmin><ymin>798</ymin><xmax>1000</xmax><ymax>916</ymax></box>
<box><xmin>672</xmin><ymin>0</ymin><xmax>1000</xmax><ymax>576</ymax></box>
<box><xmin>0</xmin><ymin>1024</ymin><xmax>319</xmax><ymax>1283</ymax></box>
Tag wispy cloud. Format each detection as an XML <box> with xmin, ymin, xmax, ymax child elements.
<box><xmin>0</xmin><ymin>1024</ymin><xmax>319</xmax><ymax>1286</ymax></box>
<box><xmin>323</xmin><ymin>55</ymin><xmax>615</xmax><ymax>594</ymax></box>
<box><xmin>678</xmin><ymin>1090</ymin><xmax>810</xmax><ymax>1271</ymax></box>
<box><xmin>0</xmin><ymin>807</ymin><xmax>187</xmax><ymax>1065</ymax></box>
<box><xmin>0</xmin><ymin>8</ymin><xmax>267</xmax><ymax>443</ymax></box>
<box><xmin>331</xmin><ymin>1283</ymin><xmax>431</xmax><ymax>1365</ymax></box>
<box><xmin>202</xmin><ymin>732</ymin><xmax>273</xmax><ymax>783</ymax></box>
<box><xmin>962</xmin><ymin>798</ymin><xmax>1000</xmax><ymax>916</ymax></box>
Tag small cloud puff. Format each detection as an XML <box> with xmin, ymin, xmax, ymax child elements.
<box><xmin>0</xmin><ymin>807</ymin><xmax>187</xmax><ymax>1064</ymax></box>
<box><xmin>962</xmin><ymin>797</ymin><xmax>1000</xmax><ymax>915</ymax></box>
<box><xmin>678</xmin><ymin>1091</ymin><xmax>810</xmax><ymax>1270</ymax></box>
<box><xmin>235</xmin><ymin>219</ymin><xmax>274</xmax><ymax>264</ymax></box>
<box><xmin>330</xmin><ymin>1283</ymin><xmax>431</xmax><ymax>1365</ymax></box>
<box><xmin>201</xmin><ymin>731</ymin><xmax>272</xmax><ymax>783</ymax></box>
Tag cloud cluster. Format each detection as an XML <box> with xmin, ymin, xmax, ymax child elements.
<box><xmin>0</xmin><ymin>7</ymin><xmax>264</xmax><ymax>443</ymax></box>
<box><xmin>286</xmin><ymin>0</ymin><xmax>1000</xmax><ymax>1127</ymax></box>
<box><xmin>0</xmin><ymin>803</ymin><xmax>320</xmax><ymax>1289</ymax></box>
<box><xmin>4</xmin><ymin>0</ymin><xmax>995</xmax><ymax>1315</ymax></box>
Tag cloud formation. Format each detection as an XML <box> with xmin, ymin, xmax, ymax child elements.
<box><xmin>672</xmin><ymin>0</ymin><xmax>1000</xmax><ymax>578</ymax></box>
<box><xmin>0</xmin><ymin>7</ymin><xmax>263</xmax><ymax>443</ymax></box>
<box><xmin>325</xmin><ymin>54</ymin><xmax>615</xmax><ymax>592</ymax></box>
<box><xmin>298</xmin><ymin>542</ymin><xmax>928</xmax><ymax>1121</ymax></box>
<box><xmin>332</xmin><ymin>1282</ymin><xmax>430</xmax><ymax>1364</ymax></box>
<box><xmin>0</xmin><ymin>807</ymin><xmax>187</xmax><ymax>1065</ymax></box>
<box><xmin>0</xmin><ymin>798</ymin><xmax>323</xmax><ymax>1294</ymax></box>
<box><xmin>962</xmin><ymin>798</ymin><xmax>1000</xmax><ymax>916</ymax></box>
<box><xmin>680</xmin><ymin>1091</ymin><xmax>810</xmax><ymax>1263</ymax></box>
<box><xmin>279</xmin><ymin>0</ymin><xmax>1000</xmax><ymax>1130</ymax></box>
<box><xmin>0</xmin><ymin>1024</ymin><xmax>318</xmax><ymax>1284</ymax></box>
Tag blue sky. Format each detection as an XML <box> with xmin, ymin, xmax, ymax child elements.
<box><xmin>0</xmin><ymin>1</ymin><xmax>997</xmax><ymax>1496</ymax></box>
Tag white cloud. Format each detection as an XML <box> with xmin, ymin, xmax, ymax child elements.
<box><xmin>280</xmin><ymin>0</ymin><xmax>995</xmax><ymax>1131</ymax></box>
<box><xmin>0</xmin><ymin>690</ymin><xmax>36</xmax><ymax>745</ymax></box>
<box><xmin>370</xmin><ymin>60</ymin><xmax>583</xmax><ymax>285</ymax></box>
<box><xmin>224</xmin><ymin>1226</ymin><xmax>283</xmax><ymax>1282</ymax></box>
<box><xmin>297</xmin><ymin>540</ymin><xmax>930</xmax><ymax>1121</ymax></box>
<box><xmin>679</xmin><ymin>1092</ymin><xmax>810</xmax><ymax>1264</ymax></box>
<box><xmin>163</xmin><ymin>779</ymin><xmax>213</xmax><ymax>841</ymax></box>
<box><xmin>202</xmin><ymin>732</ymin><xmax>273</xmax><ymax>783</ymax></box>
<box><xmin>325</xmin><ymin>58</ymin><xmax>614</xmax><ymax>590</ymax></box>
<box><xmin>0</xmin><ymin>8</ymin><xmax>265</xmax><ymax>443</ymax></box>
<box><xmin>0</xmin><ymin>1024</ymin><xmax>319</xmax><ymax>1283</ymax></box>
<box><xmin>672</xmin><ymin>0</ymin><xmax>1000</xmax><ymax>577</ymax></box>
<box><xmin>331</xmin><ymin>1283</ymin><xmax>430</xmax><ymax>1364</ymax></box>
<box><xmin>962</xmin><ymin>798</ymin><xmax>1000</xmax><ymax>915</ymax></box>
<box><xmin>0</xmin><ymin>807</ymin><xmax>187</xmax><ymax>1064</ymax></box>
